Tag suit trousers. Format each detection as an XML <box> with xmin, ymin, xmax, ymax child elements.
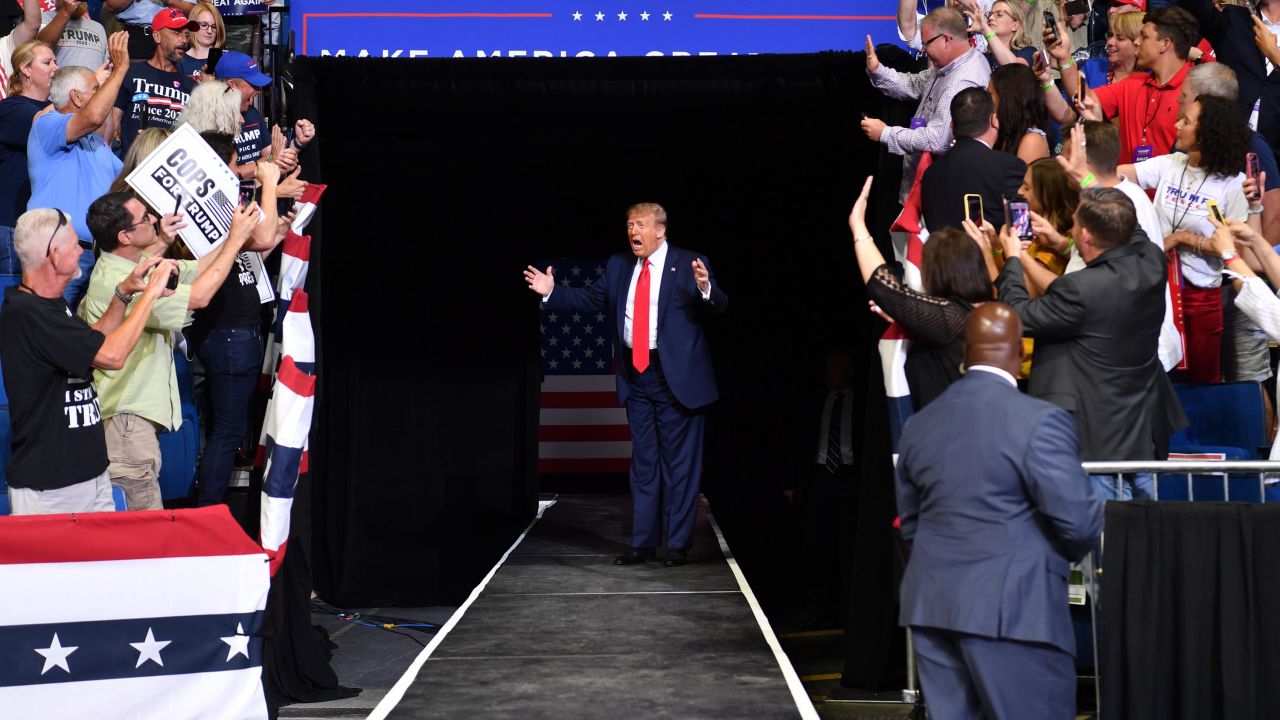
<box><xmin>623</xmin><ymin>353</ymin><xmax>705</xmax><ymax>550</ymax></box>
<box><xmin>913</xmin><ymin>626</ymin><xmax>1076</xmax><ymax>720</ymax></box>
<box><xmin>800</xmin><ymin>464</ymin><xmax>855</xmax><ymax>621</ymax></box>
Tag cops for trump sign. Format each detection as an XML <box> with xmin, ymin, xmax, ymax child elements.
<box><xmin>126</xmin><ymin>125</ymin><xmax>274</xmax><ymax>304</ymax></box>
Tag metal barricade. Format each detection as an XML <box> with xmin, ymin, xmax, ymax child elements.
<box><xmin>1076</xmin><ymin>460</ymin><xmax>1280</xmax><ymax>719</ymax></box>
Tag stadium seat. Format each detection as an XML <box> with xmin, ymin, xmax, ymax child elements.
<box><xmin>1163</xmin><ymin>382</ymin><xmax>1268</xmax><ymax>501</ymax></box>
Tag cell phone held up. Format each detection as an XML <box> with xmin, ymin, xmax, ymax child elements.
<box><xmin>1009</xmin><ymin>200</ymin><xmax>1033</xmax><ymax>241</ymax></box>
<box><xmin>1247</xmin><ymin>152</ymin><xmax>1262</xmax><ymax>201</ymax></box>
<box><xmin>1207</xmin><ymin>199</ymin><xmax>1227</xmax><ymax>227</ymax></box>
<box><xmin>1044</xmin><ymin>11</ymin><xmax>1059</xmax><ymax>46</ymax></box>
<box><xmin>964</xmin><ymin>194</ymin><xmax>984</xmax><ymax>225</ymax></box>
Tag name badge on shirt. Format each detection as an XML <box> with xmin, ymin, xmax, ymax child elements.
<box><xmin>909</xmin><ymin>117</ymin><xmax>927</xmax><ymax>129</ymax></box>
<box><xmin>1134</xmin><ymin>145</ymin><xmax>1154</xmax><ymax>163</ymax></box>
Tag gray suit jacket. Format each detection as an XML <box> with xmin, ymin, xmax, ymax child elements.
<box><xmin>896</xmin><ymin>370</ymin><xmax>1102</xmax><ymax>653</ymax></box>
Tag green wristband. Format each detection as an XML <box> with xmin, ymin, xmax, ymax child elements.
<box><xmin>1079</xmin><ymin>172</ymin><xmax>1096</xmax><ymax>188</ymax></box>
<box><xmin>983</xmin><ymin>30</ymin><xmax>995</xmax><ymax>41</ymax></box>
<box><xmin>1042</xmin><ymin>80</ymin><xmax>1056</xmax><ymax>90</ymax></box>
<box><xmin>1060</xmin><ymin>59</ymin><xmax>1075</xmax><ymax>71</ymax></box>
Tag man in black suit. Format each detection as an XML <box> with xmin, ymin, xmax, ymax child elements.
<box><xmin>920</xmin><ymin>87</ymin><xmax>1026</xmax><ymax>233</ymax></box>
<box><xmin>996</xmin><ymin>186</ymin><xmax>1186</xmax><ymax>499</ymax></box>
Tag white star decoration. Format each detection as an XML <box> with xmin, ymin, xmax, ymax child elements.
<box><xmin>570</xmin><ymin>266</ymin><xmax>581</xmax><ymax>276</ymax></box>
<box><xmin>549</xmin><ymin>360</ymin><xmax>559</xmax><ymax>369</ymax></box>
<box><xmin>596</xmin><ymin>359</ymin><xmax>607</xmax><ymax>369</ymax></box>
<box><xmin>640</xmin><ymin>10</ymin><xmax>650</xmax><ymax>20</ymax></box>
<box><xmin>663</xmin><ymin>10</ymin><xmax>673</xmax><ymax>20</ymax></box>
<box><xmin>595</xmin><ymin>11</ymin><xmax>605</xmax><ymax>20</ymax></box>
<box><xmin>572</xmin><ymin>10</ymin><xmax>583</xmax><ymax>20</ymax></box>
<box><xmin>130</xmin><ymin>628</ymin><xmax>171</xmax><ymax>668</ymax></box>
<box><xmin>617</xmin><ymin>10</ymin><xmax>628</xmax><ymax>20</ymax></box>
<box><xmin>35</xmin><ymin>633</ymin><xmax>77</xmax><ymax>675</ymax></box>
<box><xmin>221</xmin><ymin>623</ymin><xmax>251</xmax><ymax>661</ymax></box>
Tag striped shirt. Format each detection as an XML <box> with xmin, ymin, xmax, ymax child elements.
<box><xmin>869</xmin><ymin>47</ymin><xmax>992</xmax><ymax>203</ymax></box>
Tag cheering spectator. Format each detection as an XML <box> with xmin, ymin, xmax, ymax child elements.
<box><xmin>997</xmin><ymin>186</ymin><xmax>1185</xmax><ymax>499</ymax></box>
<box><xmin>1086</xmin><ymin>11</ymin><xmax>1145</xmax><ymax>88</ymax></box>
<box><xmin>0</xmin><ymin>0</ymin><xmax>43</xmax><ymax>101</ymax></box>
<box><xmin>112</xmin><ymin>7</ymin><xmax>197</xmax><ymax>154</ymax></box>
<box><xmin>862</xmin><ymin>7</ymin><xmax>993</xmax><ymax>202</ymax></box>
<box><xmin>850</xmin><ymin>176</ymin><xmax>994</xmax><ymax>410</ymax></box>
<box><xmin>1015</xmin><ymin>159</ymin><xmax>1080</xmax><ymax>296</ymax></box>
<box><xmin>175</xmin><ymin>77</ymin><xmax>241</xmax><ymax>135</ymax></box>
<box><xmin>1180</xmin><ymin>0</ymin><xmax>1275</xmax><ymax>143</ymax></box>
<box><xmin>966</xmin><ymin>0</ymin><xmax>1040</xmax><ymax>68</ymax></box>
<box><xmin>1056</xmin><ymin>121</ymin><xmax>1184</xmax><ymax>370</ymax></box>
<box><xmin>211</xmin><ymin>50</ymin><xmax>276</xmax><ymax>179</ymax></box>
<box><xmin>103</xmin><ymin>0</ymin><xmax>196</xmax><ymax>59</ymax></box>
<box><xmin>0</xmin><ymin>40</ymin><xmax>56</xmax><ymax>287</ymax></box>
<box><xmin>37</xmin><ymin>0</ymin><xmax>107</xmax><ymax>70</ymax></box>
<box><xmin>0</xmin><ymin>207</ymin><xmax>175</xmax><ymax>515</ymax></box>
<box><xmin>1121</xmin><ymin>95</ymin><xmax>1255</xmax><ymax>383</ymax></box>
<box><xmin>176</xmin><ymin>1</ymin><xmax>223</xmax><ymax>78</ymax></box>
<box><xmin>108</xmin><ymin>127</ymin><xmax>171</xmax><ymax>194</ymax></box>
<box><xmin>79</xmin><ymin>192</ymin><xmax>257</xmax><ymax>510</ymax></box>
<box><xmin>27</xmin><ymin>32</ymin><xmax>130</xmax><ymax>309</ymax></box>
<box><xmin>896</xmin><ymin>0</ymin><xmax>994</xmax><ymax>53</ymax></box>
<box><xmin>920</xmin><ymin>87</ymin><xmax>1026</xmax><ymax>232</ymax></box>
<box><xmin>990</xmin><ymin>63</ymin><xmax>1051</xmax><ymax>163</ymax></box>
<box><xmin>1058</xmin><ymin>6</ymin><xmax>1198</xmax><ymax>164</ymax></box>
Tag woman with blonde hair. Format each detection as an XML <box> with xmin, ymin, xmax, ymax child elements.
<box><xmin>110</xmin><ymin>128</ymin><xmax>172</xmax><ymax>194</ymax></box>
<box><xmin>968</xmin><ymin>0</ymin><xmax>1039</xmax><ymax>68</ymax></box>
<box><xmin>178</xmin><ymin>2</ymin><xmax>226</xmax><ymax>78</ymax></box>
<box><xmin>0</xmin><ymin>40</ymin><xmax>56</xmax><ymax>283</ymax></box>
<box><xmin>175</xmin><ymin>78</ymin><xmax>243</xmax><ymax>136</ymax></box>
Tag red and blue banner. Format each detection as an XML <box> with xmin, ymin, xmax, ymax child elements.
<box><xmin>0</xmin><ymin>507</ymin><xmax>270</xmax><ymax>719</ymax></box>
<box><xmin>291</xmin><ymin>0</ymin><xmax>899</xmax><ymax>57</ymax></box>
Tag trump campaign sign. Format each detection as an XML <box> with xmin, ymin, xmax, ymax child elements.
<box><xmin>292</xmin><ymin>0</ymin><xmax>899</xmax><ymax>58</ymax></box>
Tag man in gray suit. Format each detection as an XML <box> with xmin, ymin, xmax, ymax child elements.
<box><xmin>896</xmin><ymin>303</ymin><xmax>1102</xmax><ymax>720</ymax></box>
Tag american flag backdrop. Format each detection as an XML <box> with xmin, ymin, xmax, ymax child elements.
<box><xmin>538</xmin><ymin>259</ymin><xmax>631</xmax><ymax>474</ymax></box>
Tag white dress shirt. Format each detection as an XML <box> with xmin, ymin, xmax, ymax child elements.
<box><xmin>624</xmin><ymin>241</ymin><xmax>667</xmax><ymax>349</ymax></box>
<box><xmin>967</xmin><ymin>364</ymin><xmax>1017</xmax><ymax>387</ymax></box>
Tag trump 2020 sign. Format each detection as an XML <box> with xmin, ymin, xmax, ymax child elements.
<box><xmin>290</xmin><ymin>0</ymin><xmax>900</xmax><ymax>58</ymax></box>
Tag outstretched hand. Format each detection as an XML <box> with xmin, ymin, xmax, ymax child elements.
<box><xmin>692</xmin><ymin>258</ymin><xmax>710</xmax><ymax>294</ymax></box>
<box><xmin>524</xmin><ymin>265</ymin><xmax>555</xmax><ymax>297</ymax></box>
<box><xmin>849</xmin><ymin>176</ymin><xmax>874</xmax><ymax>238</ymax></box>
<box><xmin>865</xmin><ymin>35</ymin><xmax>880</xmax><ymax>73</ymax></box>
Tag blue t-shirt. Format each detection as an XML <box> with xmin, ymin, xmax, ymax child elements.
<box><xmin>113</xmin><ymin>0</ymin><xmax>165</xmax><ymax>25</ymax></box>
<box><xmin>27</xmin><ymin>111</ymin><xmax>122</xmax><ymax>247</ymax></box>
<box><xmin>987</xmin><ymin>45</ymin><xmax>1039</xmax><ymax>70</ymax></box>
<box><xmin>1081</xmin><ymin>57</ymin><xmax>1111</xmax><ymax>91</ymax></box>
<box><xmin>175</xmin><ymin>54</ymin><xmax>210</xmax><ymax>81</ymax></box>
<box><xmin>114</xmin><ymin>60</ymin><xmax>195</xmax><ymax>155</ymax></box>
<box><xmin>234</xmin><ymin>106</ymin><xmax>269</xmax><ymax>166</ymax></box>
<box><xmin>1250</xmin><ymin>132</ymin><xmax>1280</xmax><ymax>193</ymax></box>
<box><xmin>0</xmin><ymin>96</ymin><xmax>51</xmax><ymax>227</ymax></box>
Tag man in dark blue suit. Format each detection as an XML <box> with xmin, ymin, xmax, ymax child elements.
<box><xmin>524</xmin><ymin>203</ymin><xmax>728</xmax><ymax>567</ymax></box>
<box><xmin>896</xmin><ymin>303</ymin><xmax>1101</xmax><ymax>719</ymax></box>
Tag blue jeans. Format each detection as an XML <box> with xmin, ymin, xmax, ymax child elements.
<box><xmin>1089</xmin><ymin>472</ymin><xmax>1154</xmax><ymax>502</ymax></box>
<box><xmin>193</xmin><ymin>326</ymin><xmax>262</xmax><ymax>506</ymax></box>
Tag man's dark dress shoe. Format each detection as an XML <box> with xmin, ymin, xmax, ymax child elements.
<box><xmin>663</xmin><ymin>549</ymin><xmax>688</xmax><ymax>567</ymax></box>
<box><xmin>614</xmin><ymin>548</ymin><xmax>655</xmax><ymax>565</ymax></box>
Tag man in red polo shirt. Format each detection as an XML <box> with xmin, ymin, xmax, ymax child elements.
<box><xmin>1055</xmin><ymin>6</ymin><xmax>1199</xmax><ymax>164</ymax></box>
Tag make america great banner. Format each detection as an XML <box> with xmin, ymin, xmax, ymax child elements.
<box><xmin>291</xmin><ymin>0</ymin><xmax>900</xmax><ymax>58</ymax></box>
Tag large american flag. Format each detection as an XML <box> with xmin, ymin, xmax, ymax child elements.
<box><xmin>538</xmin><ymin>259</ymin><xmax>631</xmax><ymax>474</ymax></box>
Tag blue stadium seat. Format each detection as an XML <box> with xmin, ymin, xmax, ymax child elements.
<box><xmin>1163</xmin><ymin>382</ymin><xmax>1268</xmax><ymax>502</ymax></box>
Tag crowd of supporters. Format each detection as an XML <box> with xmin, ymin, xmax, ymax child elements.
<box><xmin>0</xmin><ymin>2</ymin><xmax>313</xmax><ymax>516</ymax></box>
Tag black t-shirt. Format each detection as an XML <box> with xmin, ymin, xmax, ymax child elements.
<box><xmin>115</xmin><ymin>60</ymin><xmax>195</xmax><ymax>155</ymax></box>
<box><xmin>191</xmin><ymin>251</ymin><xmax>261</xmax><ymax>336</ymax></box>
<box><xmin>0</xmin><ymin>95</ymin><xmax>52</xmax><ymax>227</ymax></box>
<box><xmin>235</xmin><ymin>106</ymin><xmax>269</xmax><ymax>166</ymax></box>
<box><xmin>0</xmin><ymin>286</ymin><xmax>107</xmax><ymax>490</ymax></box>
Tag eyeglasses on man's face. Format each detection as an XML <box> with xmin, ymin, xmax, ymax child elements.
<box><xmin>922</xmin><ymin>32</ymin><xmax>951</xmax><ymax>49</ymax></box>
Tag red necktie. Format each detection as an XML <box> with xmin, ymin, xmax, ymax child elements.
<box><xmin>633</xmin><ymin>258</ymin><xmax>651</xmax><ymax>373</ymax></box>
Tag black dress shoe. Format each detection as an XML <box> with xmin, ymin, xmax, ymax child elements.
<box><xmin>663</xmin><ymin>549</ymin><xmax>688</xmax><ymax>567</ymax></box>
<box><xmin>614</xmin><ymin>548</ymin><xmax>655</xmax><ymax>565</ymax></box>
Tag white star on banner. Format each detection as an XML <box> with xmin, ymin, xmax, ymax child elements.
<box><xmin>595</xmin><ymin>11</ymin><xmax>605</xmax><ymax>20</ymax></box>
<box><xmin>221</xmin><ymin>623</ymin><xmax>251</xmax><ymax>661</ymax></box>
<box><xmin>572</xmin><ymin>313</ymin><xmax>581</xmax><ymax>322</ymax></box>
<box><xmin>640</xmin><ymin>10</ymin><xmax>650</xmax><ymax>20</ymax></box>
<box><xmin>617</xmin><ymin>10</ymin><xmax>628</xmax><ymax>20</ymax></box>
<box><xmin>35</xmin><ymin>633</ymin><xmax>77</xmax><ymax>675</ymax></box>
<box><xmin>548</xmin><ymin>313</ymin><xmax>559</xmax><ymax>322</ymax></box>
<box><xmin>572</xmin><ymin>360</ymin><xmax>583</xmax><ymax>369</ymax></box>
<box><xmin>549</xmin><ymin>360</ymin><xmax>559</xmax><ymax>369</ymax></box>
<box><xmin>583</xmin><ymin>324</ymin><xmax>594</xmax><ymax>334</ymax></box>
<box><xmin>549</xmin><ymin>337</ymin><xmax>559</xmax><ymax>346</ymax></box>
<box><xmin>130</xmin><ymin>628</ymin><xmax>172</xmax><ymax>668</ymax></box>
<box><xmin>561</xmin><ymin>324</ymin><xmax>571</xmax><ymax>334</ymax></box>
<box><xmin>585</xmin><ymin>349</ymin><xmax>595</xmax><ymax>357</ymax></box>
<box><xmin>596</xmin><ymin>359</ymin><xmax>607</xmax><ymax>369</ymax></box>
<box><xmin>596</xmin><ymin>337</ymin><xmax>606</xmax><ymax>346</ymax></box>
<box><xmin>561</xmin><ymin>348</ymin><xmax>572</xmax><ymax>358</ymax></box>
<box><xmin>572</xmin><ymin>337</ymin><xmax>583</xmax><ymax>346</ymax></box>
<box><xmin>595</xmin><ymin>266</ymin><xmax>604</xmax><ymax>275</ymax></box>
<box><xmin>571</xmin><ymin>266</ymin><xmax>581</xmax><ymax>276</ymax></box>
<box><xmin>594</xmin><ymin>312</ymin><xmax>604</xmax><ymax>322</ymax></box>
<box><xmin>663</xmin><ymin>10</ymin><xmax>673</xmax><ymax>20</ymax></box>
<box><xmin>560</xmin><ymin>277</ymin><xmax>571</xmax><ymax>286</ymax></box>
<box><xmin>572</xmin><ymin>10</ymin><xmax>583</xmax><ymax>20</ymax></box>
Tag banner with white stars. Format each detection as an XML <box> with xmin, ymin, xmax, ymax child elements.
<box><xmin>0</xmin><ymin>506</ymin><xmax>270</xmax><ymax>719</ymax></box>
<box><xmin>293</xmin><ymin>0</ymin><xmax>899</xmax><ymax>58</ymax></box>
<box><xmin>538</xmin><ymin>259</ymin><xmax>632</xmax><ymax>474</ymax></box>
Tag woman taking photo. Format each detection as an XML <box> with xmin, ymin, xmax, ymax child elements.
<box><xmin>178</xmin><ymin>2</ymin><xmax>225</xmax><ymax>78</ymax></box>
<box><xmin>1018</xmin><ymin>158</ymin><xmax>1079</xmax><ymax>295</ymax></box>
<box><xmin>967</xmin><ymin>0</ymin><xmax>1039</xmax><ymax>68</ymax></box>
<box><xmin>1123</xmin><ymin>95</ymin><xmax>1257</xmax><ymax>383</ymax></box>
<box><xmin>849</xmin><ymin>176</ymin><xmax>995</xmax><ymax>410</ymax></box>
<box><xmin>0</xmin><ymin>40</ymin><xmax>56</xmax><ymax>285</ymax></box>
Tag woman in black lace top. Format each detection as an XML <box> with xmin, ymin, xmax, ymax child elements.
<box><xmin>849</xmin><ymin>177</ymin><xmax>995</xmax><ymax>410</ymax></box>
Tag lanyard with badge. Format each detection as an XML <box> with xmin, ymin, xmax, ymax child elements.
<box><xmin>912</xmin><ymin>73</ymin><xmax>944</xmax><ymax>130</ymax></box>
<box><xmin>1134</xmin><ymin>82</ymin><xmax>1166</xmax><ymax>162</ymax></box>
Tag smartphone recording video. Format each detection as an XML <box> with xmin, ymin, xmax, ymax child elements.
<box><xmin>964</xmin><ymin>194</ymin><xmax>984</xmax><ymax>224</ymax></box>
<box><xmin>1009</xmin><ymin>201</ymin><xmax>1033</xmax><ymax>240</ymax></box>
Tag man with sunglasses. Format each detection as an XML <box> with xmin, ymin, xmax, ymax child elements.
<box><xmin>77</xmin><ymin>192</ymin><xmax>258</xmax><ymax>510</ymax></box>
<box><xmin>27</xmin><ymin>30</ymin><xmax>130</xmax><ymax>310</ymax></box>
<box><xmin>0</xmin><ymin>207</ymin><xmax>177</xmax><ymax>515</ymax></box>
<box><xmin>862</xmin><ymin>7</ymin><xmax>993</xmax><ymax>203</ymax></box>
<box><xmin>103</xmin><ymin>0</ymin><xmax>196</xmax><ymax>60</ymax></box>
<box><xmin>112</xmin><ymin>7</ymin><xmax>197</xmax><ymax>155</ymax></box>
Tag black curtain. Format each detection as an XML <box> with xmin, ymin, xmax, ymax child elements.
<box><xmin>1102</xmin><ymin>501</ymin><xmax>1280</xmax><ymax>719</ymax></box>
<box><xmin>294</xmin><ymin>51</ymin><xmax>912</xmax><ymax>654</ymax></box>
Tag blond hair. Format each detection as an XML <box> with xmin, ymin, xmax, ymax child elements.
<box><xmin>189</xmin><ymin>2</ymin><xmax>226</xmax><ymax>49</ymax></box>
<box><xmin>8</xmin><ymin>40</ymin><xmax>52</xmax><ymax>97</ymax></box>
<box><xmin>1109</xmin><ymin>11</ymin><xmax>1143</xmax><ymax>42</ymax></box>
<box><xmin>111</xmin><ymin>128</ymin><xmax>173</xmax><ymax>194</ymax></box>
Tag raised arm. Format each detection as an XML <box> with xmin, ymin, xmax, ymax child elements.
<box><xmin>8</xmin><ymin>0</ymin><xmax>43</xmax><ymax>46</ymax></box>
<box><xmin>995</xmin><ymin>224</ymin><xmax>1088</xmax><ymax>338</ymax></box>
<box><xmin>92</xmin><ymin>259</ymin><xmax>178</xmax><ymax>370</ymax></box>
<box><xmin>897</xmin><ymin>0</ymin><xmax>919</xmax><ymax>48</ymax></box>
<box><xmin>189</xmin><ymin>202</ymin><xmax>257</xmax><ymax>308</ymax></box>
<box><xmin>67</xmin><ymin>32</ymin><xmax>129</xmax><ymax>142</ymax></box>
<box><xmin>848</xmin><ymin>176</ymin><xmax>887</xmax><ymax>285</ymax></box>
<box><xmin>37</xmin><ymin>0</ymin><xmax>78</xmax><ymax>47</ymax></box>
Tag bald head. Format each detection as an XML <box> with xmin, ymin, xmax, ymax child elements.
<box><xmin>963</xmin><ymin>303</ymin><xmax>1024</xmax><ymax>377</ymax></box>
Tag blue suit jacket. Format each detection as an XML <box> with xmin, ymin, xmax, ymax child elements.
<box><xmin>896</xmin><ymin>370</ymin><xmax>1102</xmax><ymax>654</ymax></box>
<box><xmin>544</xmin><ymin>243</ymin><xmax>728</xmax><ymax>409</ymax></box>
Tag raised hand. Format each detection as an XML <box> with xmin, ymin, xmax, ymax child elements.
<box><xmin>295</xmin><ymin>119</ymin><xmax>316</xmax><ymax>146</ymax></box>
<box><xmin>1029</xmin><ymin>210</ymin><xmax>1067</xmax><ymax>252</ymax></box>
<box><xmin>277</xmin><ymin>165</ymin><xmax>308</xmax><ymax>199</ymax></box>
<box><xmin>1245</xmin><ymin>170</ymin><xmax>1265</xmax><ymax>205</ymax></box>
<box><xmin>255</xmin><ymin>159</ymin><xmax>281</xmax><ymax>186</ymax></box>
<box><xmin>143</xmin><ymin>259</ymin><xmax>179</xmax><ymax>298</ymax></box>
<box><xmin>962</xmin><ymin>217</ymin><xmax>992</xmax><ymax>253</ymax></box>
<box><xmin>159</xmin><ymin>212</ymin><xmax>188</xmax><ymax>245</ymax></box>
<box><xmin>524</xmin><ymin>265</ymin><xmax>555</xmax><ymax>297</ymax></box>
<box><xmin>848</xmin><ymin>176</ymin><xmax>874</xmax><ymax>238</ymax></box>
<box><xmin>1076</xmin><ymin>94</ymin><xmax>1102</xmax><ymax>122</ymax></box>
<box><xmin>865</xmin><ymin>35</ymin><xmax>880</xmax><ymax>73</ymax></box>
<box><xmin>230</xmin><ymin>202</ymin><xmax>260</xmax><ymax>243</ymax></box>
<box><xmin>107</xmin><ymin>31</ymin><xmax>129</xmax><ymax>74</ymax></box>
<box><xmin>692</xmin><ymin>258</ymin><xmax>710</xmax><ymax>294</ymax></box>
<box><xmin>1056</xmin><ymin>125</ymin><xmax>1091</xmax><ymax>184</ymax></box>
<box><xmin>998</xmin><ymin>222</ymin><xmax>1022</xmax><ymax>260</ymax></box>
<box><xmin>123</xmin><ymin>256</ymin><xmax>166</xmax><ymax>295</ymax></box>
